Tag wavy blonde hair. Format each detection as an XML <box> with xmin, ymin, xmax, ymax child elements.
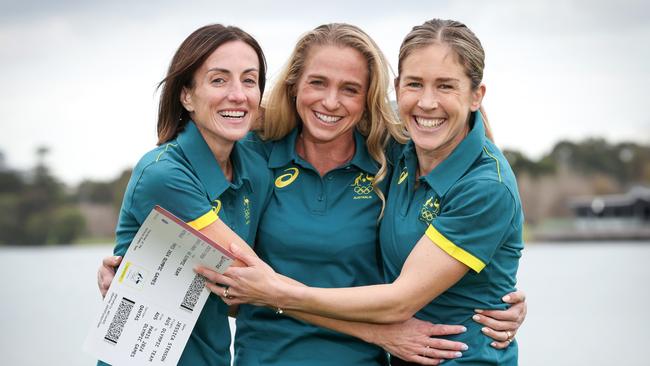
<box><xmin>391</xmin><ymin>19</ymin><xmax>494</xmax><ymax>142</ymax></box>
<box><xmin>259</xmin><ymin>23</ymin><xmax>398</xmax><ymax>217</ymax></box>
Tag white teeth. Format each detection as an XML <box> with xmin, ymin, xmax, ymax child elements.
<box><xmin>219</xmin><ymin>110</ymin><xmax>246</xmax><ymax>118</ymax></box>
<box><xmin>315</xmin><ymin>112</ymin><xmax>342</xmax><ymax>124</ymax></box>
<box><xmin>415</xmin><ymin>116</ymin><xmax>445</xmax><ymax>128</ymax></box>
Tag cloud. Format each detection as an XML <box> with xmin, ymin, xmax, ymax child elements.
<box><xmin>0</xmin><ymin>0</ymin><xmax>648</xmax><ymax>183</ymax></box>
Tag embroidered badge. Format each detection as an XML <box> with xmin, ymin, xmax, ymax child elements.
<box><xmin>398</xmin><ymin>167</ymin><xmax>408</xmax><ymax>185</ymax></box>
<box><xmin>275</xmin><ymin>167</ymin><xmax>299</xmax><ymax>188</ymax></box>
<box><xmin>243</xmin><ymin>196</ymin><xmax>251</xmax><ymax>225</ymax></box>
<box><xmin>351</xmin><ymin>172</ymin><xmax>375</xmax><ymax>200</ymax></box>
<box><xmin>419</xmin><ymin>196</ymin><xmax>440</xmax><ymax>224</ymax></box>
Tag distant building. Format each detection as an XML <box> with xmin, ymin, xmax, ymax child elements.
<box><xmin>566</xmin><ymin>186</ymin><xmax>650</xmax><ymax>240</ymax></box>
<box><xmin>570</xmin><ymin>186</ymin><xmax>650</xmax><ymax>221</ymax></box>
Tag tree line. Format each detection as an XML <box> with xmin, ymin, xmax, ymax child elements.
<box><xmin>0</xmin><ymin>147</ymin><xmax>130</xmax><ymax>245</ymax></box>
<box><xmin>1</xmin><ymin>138</ymin><xmax>648</xmax><ymax>245</ymax></box>
<box><xmin>504</xmin><ymin>138</ymin><xmax>650</xmax><ymax>224</ymax></box>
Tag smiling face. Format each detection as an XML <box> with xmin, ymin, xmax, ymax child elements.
<box><xmin>397</xmin><ymin>43</ymin><xmax>484</xmax><ymax>157</ymax></box>
<box><xmin>295</xmin><ymin>45</ymin><xmax>368</xmax><ymax>145</ymax></box>
<box><xmin>181</xmin><ymin>40</ymin><xmax>261</xmax><ymax>146</ymax></box>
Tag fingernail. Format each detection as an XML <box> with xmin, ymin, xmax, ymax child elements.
<box><xmin>481</xmin><ymin>327</ymin><xmax>489</xmax><ymax>333</ymax></box>
<box><xmin>491</xmin><ymin>342</ymin><xmax>497</xmax><ymax>347</ymax></box>
<box><xmin>461</xmin><ymin>344</ymin><xmax>469</xmax><ymax>351</ymax></box>
<box><xmin>461</xmin><ymin>326</ymin><xmax>467</xmax><ymax>332</ymax></box>
<box><xmin>474</xmin><ymin>309</ymin><xmax>483</xmax><ymax>313</ymax></box>
<box><xmin>472</xmin><ymin>314</ymin><xmax>480</xmax><ymax>321</ymax></box>
<box><xmin>454</xmin><ymin>352</ymin><xmax>463</xmax><ymax>358</ymax></box>
<box><xmin>502</xmin><ymin>295</ymin><xmax>511</xmax><ymax>302</ymax></box>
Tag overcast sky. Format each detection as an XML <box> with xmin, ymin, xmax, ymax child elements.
<box><xmin>1</xmin><ymin>0</ymin><xmax>648</xmax><ymax>185</ymax></box>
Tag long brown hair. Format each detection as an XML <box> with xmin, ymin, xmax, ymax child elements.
<box><xmin>156</xmin><ymin>24</ymin><xmax>267</xmax><ymax>144</ymax></box>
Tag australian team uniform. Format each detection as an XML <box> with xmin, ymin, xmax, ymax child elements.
<box><xmin>99</xmin><ymin>121</ymin><xmax>271</xmax><ymax>366</ymax></box>
<box><xmin>234</xmin><ymin>128</ymin><xmax>389</xmax><ymax>366</ymax></box>
<box><xmin>381</xmin><ymin>113</ymin><xmax>523</xmax><ymax>365</ymax></box>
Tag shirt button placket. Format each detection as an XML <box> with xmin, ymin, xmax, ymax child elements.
<box><xmin>225</xmin><ymin>197</ymin><xmax>238</xmax><ymax>232</ymax></box>
<box><xmin>315</xmin><ymin>174</ymin><xmax>328</xmax><ymax>213</ymax></box>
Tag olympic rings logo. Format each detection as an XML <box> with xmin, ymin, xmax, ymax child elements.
<box><xmin>354</xmin><ymin>185</ymin><xmax>373</xmax><ymax>195</ymax></box>
<box><xmin>420</xmin><ymin>209</ymin><xmax>435</xmax><ymax>223</ymax></box>
<box><xmin>275</xmin><ymin>167</ymin><xmax>299</xmax><ymax>188</ymax></box>
<box><xmin>419</xmin><ymin>196</ymin><xmax>440</xmax><ymax>223</ymax></box>
<box><xmin>350</xmin><ymin>172</ymin><xmax>375</xmax><ymax>198</ymax></box>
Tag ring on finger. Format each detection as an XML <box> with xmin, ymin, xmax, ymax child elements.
<box><xmin>505</xmin><ymin>330</ymin><xmax>514</xmax><ymax>343</ymax></box>
<box><xmin>223</xmin><ymin>287</ymin><xmax>232</xmax><ymax>299</ymax></box>
<box><xmin>424</xmin><ymin>345</ymin><xmax>431</xmax><ymax>357</ymax></box>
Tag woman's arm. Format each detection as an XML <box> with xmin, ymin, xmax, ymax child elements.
<box><xmin>283</xmin><ymin>312</ymin><xmax>467</xmax><ymax>365</ymax></box>
<box><xmin>198</xmin><ymin>263</ymin><xmax>468</xmax><ymax>365</ymax></box>
<box><xmin>211</xmin><ymin>235</ymin><xmax>468</xmax><ymax>323</ymax></box>
<box><xmin>100</xmin><ymin>256</ymin><xmax>525</xmax><ymax>351</ymax></box>
<box><xmin>213</xmin><ymin>180</ymin><xmax>520</xmax><ymax>325</ymax></box>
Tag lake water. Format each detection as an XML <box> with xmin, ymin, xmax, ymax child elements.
<box><xmin>1</xmin><ymin>242</ymin><xmax>649</xmax><ymax>366</ymax></box>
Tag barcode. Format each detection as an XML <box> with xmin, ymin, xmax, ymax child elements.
<box><xmin>180</xmin><ymin>274</ymin><xmax>205</xmax><ymax>311</ymax></box>
<box><xmin>104</xmin><ymin>297</ymin><xmax>135</xmax><ymax>344</ymax></box>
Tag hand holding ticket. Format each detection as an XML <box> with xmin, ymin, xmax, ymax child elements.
<box><xmin>83</xmin><ymin>206</ymin><xmax>237</xmax><ymax>365</ymax></box>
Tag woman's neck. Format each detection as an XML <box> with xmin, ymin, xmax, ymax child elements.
<box><xmin>296</xmin><ymin>131</ymin><xmax>356</xmax><ymax>177</ymax></box>
<box><xmin>415</xmin><ymin>151</ymin><xmax>447</xmax><ymax>178</ymax></box>
<box><xmin>415</xmin><ymin>126</ymin><xmax>469</xmax><ymax>178</ymax></box>
<box><xmin>197</xmin><ymin>127</ymin><xmax>235</xmax><ymax>181</ymax></box>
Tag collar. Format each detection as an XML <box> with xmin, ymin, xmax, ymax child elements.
<box><xmin>267</xmin><ymin>128</ymin><xmax>300</xmax><ymax>169</ymax></box>
<box><xmin>423</xmin><ymin>111</ymin><xmax>485</xmax><ymax>196</ymax></box>
<box><xmin>176</xmin><ymin>121</ymin><xmax>252</xmax><ymax>199</ymax></box>
<box><xmin>400</xmin><ymin>111</ymin><xmax>485</xmax><ymax>197</ymax></box>
<box><xmin>267</xmin><ymin>128</ymin><xmax>379</xmax><ymax>175</ymax></box>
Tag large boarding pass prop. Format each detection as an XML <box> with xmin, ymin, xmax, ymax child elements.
<box><xmin>83</xmin><ymin>206</ymin><xmax>235</xmax><ymax>365</ymax></box>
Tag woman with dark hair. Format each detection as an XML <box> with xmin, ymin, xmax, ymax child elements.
<box><xmin>97</xmin><ymin>24</ymin><xmax>272</xmax><ymax>366</ymax></box>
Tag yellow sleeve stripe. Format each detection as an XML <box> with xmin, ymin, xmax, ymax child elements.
<box><xmin>425</xmin><ymin>225</ymin><xmax>486</xmax><ymax>273</ymax></box>
<box><xmin>187</xmin><ymin>209</ymin><xmax>219</xmax><ymax>231</ymax></box>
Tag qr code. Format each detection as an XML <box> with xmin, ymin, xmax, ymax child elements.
<box><xmin>104</xmin><ymin>297</ymin><xmax>135</xmax><ymax>344</ymax></box>
<box><xmin>180</xmin><ymin>274</ymin><xmax>205</xmax><ymax>311</ymax></box>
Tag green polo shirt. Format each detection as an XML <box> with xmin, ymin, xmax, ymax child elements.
<box><xmin>380</xmin><ymin>112</ymin><xmax>523</xmax><ymax>365</ymax></box>
<box><xmin>235</xmin><ymin>129</ymin><xmax>388</xmax><ymax>366</ymax></box>
<box><xmin>101</xmin><ymin>121</ymin><xmax>271</xmax><ymax>366</ymax></box>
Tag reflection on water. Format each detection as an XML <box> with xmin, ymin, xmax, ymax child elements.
<box><xmin>1</xmin><ymin>243</ymin><xmax>649</xmax><ymax>366</ymax></box>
